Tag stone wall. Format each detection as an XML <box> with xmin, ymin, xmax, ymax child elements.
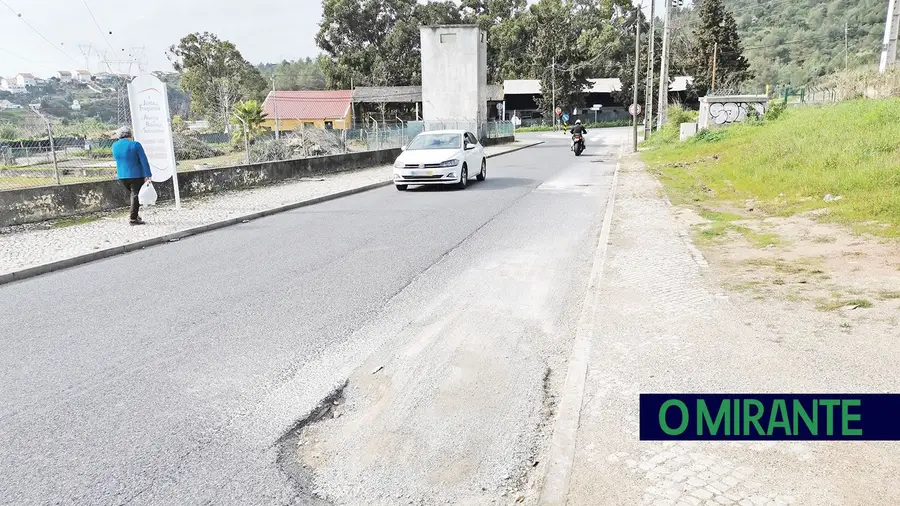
<box><xmin>0</xmin><ymin>148</ymin><xmax>402</xmax><ymax>227</ymax></box>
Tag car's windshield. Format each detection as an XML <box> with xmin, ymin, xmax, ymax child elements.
<box><xmin>406</xmin><ymin>133</ymin><xmax>462</xmax><ymax>150</ymax></box>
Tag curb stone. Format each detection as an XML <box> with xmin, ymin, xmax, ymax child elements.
<box><xmin>0</xmin><ymin>141</ymin><xmax>543</xmax><ymax>286</ymax></box>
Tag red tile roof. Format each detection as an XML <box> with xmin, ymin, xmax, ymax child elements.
<box><xmin>262</xmin><ymin>90</ymin><xmax>352</xmax><ymax>121</ymax></box>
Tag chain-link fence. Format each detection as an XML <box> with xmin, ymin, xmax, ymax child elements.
<box><xmin>0</xmin><ymin>114</ymin><xmax>121</xmax><ymax>190</ymax></box>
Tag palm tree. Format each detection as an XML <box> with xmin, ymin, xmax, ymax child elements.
<box><xmin>230</xmin><ymin>100</ymin><xmax>268</xmax><ymax>145</ymax></box>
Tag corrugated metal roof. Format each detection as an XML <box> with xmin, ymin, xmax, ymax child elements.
<box><xmin>263</xmin><ymin>90</ymin><xmax>352</xmax><ymax>120</ymax></box>
<box><xmin>503</xmin><ymin>76</ymin><xmax>692</xmax><ymax>95</ymax></box>
<box><xmin>504</xmin><ymin>78</ymin><xmax>623</xmax><ymax>95</ymax></box>
<box><xmin>669</xmin><ymin>76</ymin><xmax>694</xmax><ymax>92</ymax></box>
<box><xmin>586</xmin><ymin>78</ymin><xmax>622</xmax><ymax>93</ymax></box>
<box><xmin>504</xmin><ymin>79</ymin><xmax>542</xmax><ymax>95</ymax></box>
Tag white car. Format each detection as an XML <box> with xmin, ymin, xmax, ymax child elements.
<box><xmin>392</xmin><ymin>130</ymin><xmax>486</xmax><ymax>191</ymax></box>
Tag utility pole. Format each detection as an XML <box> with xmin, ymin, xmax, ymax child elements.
<box><xmin>551</xmin><ymin>56</ymin><xmax>556</xmax><ymax>130</ymax></box>
<box><xmin>711</xmin><ymin>42</ymin><xmax>718</xmax><ymax>93</ymax></box>
<box><xmin>656</xmin><ymin>0</ymin><xmax>672</xmax><ymax>130</ymax></box>
<box><xmin>633</xmin><ymin>8</ymin><xmax>641</xmax><ymax>153</ymax></box>
<box><xmin>272</xmin><ymin>75</ymin><xmax>280</xmax><ymax>139</ymax></box>
<box><xmin>644</xmin><ymin>0</ymin><xmax>656</xmax><ymax>139</ymax></box>
<box><xmin>880</xmin><ymin>0</ymin><xmax>900</xmax><ymax>73</ymax></box>
<box><xmin>845</xmin><ymin>22</ymin><xmax>850</xmax><ymax>70</ymax></box>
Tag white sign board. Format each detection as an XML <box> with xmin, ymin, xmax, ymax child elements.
<box><xmin>591</xmin><ymin>104</ymin><xmax>602</xmax><ymax>110</ymax></box>
<box><xmin>128</xmin><ymin>74</ymin><xmax>177</xmax><ymax>184</ymax></box>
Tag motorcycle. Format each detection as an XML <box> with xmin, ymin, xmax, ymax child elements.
<box><xmin>572</xmin><ymin>133</ymin><xmax>585</xmax><ymax>156</ymax></box>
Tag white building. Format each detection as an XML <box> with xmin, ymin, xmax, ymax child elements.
<box><xmin>72</xmin><ymin>69</ymin><xmax>91</xmax><ymax>83</ymax></box>
<box><xmin>419</xmin><ymin>25</ymin><xmax>488</xmax><ymax>136</ymax></box>
<box><xmin>0</xmin><ymin>77</ymin><xmax>25</xmax><ymax>94</ymax></box>
<box><xmin>15</xmin><ymin>73</ymin><xmax>36</xmax><ymax>87</ymax></box>
<box><xmin>56</xmin><ymin>71</ymin><xmax>73</xmax><ymax>83</ymax></box>
<box><xmin>94</xmin><ymin>72</ymin><xmax>116</xmax><ymax>83</ymax></box>
<box><xmin>0</xmin><ymin>99</ymin><xmax>22</xmax><ymax>109</ymax></box>
<box><xmin>71</xmin><ymin>100</ymin><xmax>82</xmax><ymax>111</ymax></box>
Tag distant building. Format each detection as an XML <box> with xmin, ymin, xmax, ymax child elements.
<box><xmin>93</xmin><ymin>72</ymin><xmax>116</xmax><ymax>83</ymax></box>
<box><xmin>56</xmin><ymin>71</ymin><xmax>73</xmax><ymax>83</ymax></box>
<box><xmin>186</xmin><ymin>120</ymin><xmax>210</xmax><ymax>132</ymax></box>
<box><xmin>72</xmin><ymin>69</ymin><xmax>92</xmax><ymax>83</ymax></box>
<box><xmin>262</xmin><ymin>90</ymin><xmax>353</xmax><ymax>131</ymax></box>
<box><xmin>15</xmin><ymin>73</ymin><xmax>36</xmax><ymax>87</ymax></box>
<box><xmin>0</xmin><ymin>99</ymin><xmax>22</xmax><ymax>109</ymax></box>
<box><xmin>0</xmin><ymin>77</ymin><xmax>25</xmax><ymax>94</ymax></box>
<box><xmin>71</xmin><ymin>100</ymin><xmax>82</xmax><ymax>111</ymax></box>
<box><xmin>502</xmin><ymin>75</ymin><xmax>696</xmax><ymax>123</ymax></box>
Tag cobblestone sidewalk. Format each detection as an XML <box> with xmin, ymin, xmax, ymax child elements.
<box><xmin>0</xmin><ymin>142</ymin><xmax>536</xmax><ymax>277</ymax></box>
<box><xmin>565</xmin><ymin>153</ymin><xmax>899</xmax><ymax>506</ymax></box>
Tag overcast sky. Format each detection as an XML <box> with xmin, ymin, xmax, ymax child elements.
<box><xmin>0</xmin><ymin>0</ymin><xmax>661</xmax><ymax>78</ymax></box>
<box><xmin>0</xmin><ymin>0</ymin><xmax>323</xmax><ymax>77</ymax></box>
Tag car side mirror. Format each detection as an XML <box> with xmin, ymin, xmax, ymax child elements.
<box><xmin>400</xmin><ymin>145</ymin><xmax>406</xmax><ymax>151</ymax></box>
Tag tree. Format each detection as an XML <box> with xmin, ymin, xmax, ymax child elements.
<box><xmin>690</xmin><ymin>0</ymin><xmax>751</xmax><ymax>95</ymax></box>
<box><xmin>460</xmin><ymin>0</ymin><xmax>529</xmax><ymax>82</ymax></box>
<box><xmin>171</xmin><ymin>115</ymin><xmax>188</xmax><ymax>134</ymax></box>
<box><xmin>258</xmin><ymin>58</ymin><xmax>326</xmax><ymax>91</ymax></box>
<box><xmin>168</xmin><ymin>32</ymin><xmax>267</xmax><ymax>130</ymax></box>
<box><xmin>527</xmin><ymin>0</ymin><xmax>590</xmax><ymax>119</ymax></box>
<box><xmin>229</xmin><ymin>100</ymin><xmax>268</xmax><ymax>146</ymax></box>
<box><xmin>316</xmin><ymin>0</ymin><xmax>461</xmax><ymax>89</ymax></box>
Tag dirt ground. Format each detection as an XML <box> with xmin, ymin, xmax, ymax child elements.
<box><xmin>672</xmin><ymin>204</ymin><xmax>900</xmax><ymax>330</ymax></box>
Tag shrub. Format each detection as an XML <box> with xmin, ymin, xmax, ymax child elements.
<box><xmin>691</xmin><ymin>129</ymin><xmax>727</xmax><ymax>143</ymax></box>
<box><xmin>173</xmin><ymin>132</ymin><xmax>224</xmax><ymax>161</ymax></box>
<box><xmin>764</xmin><ymin>101</ymin><xmax>787</xmax><ymax>121</ymax></box>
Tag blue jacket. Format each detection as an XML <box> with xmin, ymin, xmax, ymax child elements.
<box><xmin>112</xmin><ymin>138</ymin><xmax>153</xmax><ymax>179</ymax></box>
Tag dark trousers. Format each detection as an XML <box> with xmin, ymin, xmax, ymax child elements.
<box><xmin>120</xmin><ymin>178</ymin><xmax>143</xmax><ymax>221</ymax></box>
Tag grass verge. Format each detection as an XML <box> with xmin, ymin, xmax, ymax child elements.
<box><xmin>51</xmin><ymin>215</ymin><xmax>101</xmax><ymax>228</ymax></box>
<box><xmin>642</xmin><ymin>99</ymin><xmax>900</xmax><ymax>237</ymax></box>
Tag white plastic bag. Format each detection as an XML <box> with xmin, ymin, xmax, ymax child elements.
<box><xmin>138</xmin><ymin>180</ymin><xmax>157</xmax><ymax>206</ymax></box>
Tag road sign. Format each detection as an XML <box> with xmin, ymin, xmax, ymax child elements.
<box><xmin>629</xmin><ymin>103</ymin><xmax>643</xmax><ymax>116</ymax></box>
<box><xmin>496</xmin><ymin>103</ymin><xmax>503</xmax><ymax>111</ymax></box>
<box><xmin>555</xmin><ymin>107</ymin><xmax>562</xmax><ymax>116</ymax></box>
<box><xmin>561</xmin><ymin>113</ymin><xmax>569</xmax><ymax>122</ymax></box>
<box><xmin>128</xmin><ymin>73</ymin><xmax>181</xmax><ymax>208</ymax></box>
<box><xmin>591</xmin><ymin>104</ymin><xmax>602</xmax><ymax>110</ymax></box>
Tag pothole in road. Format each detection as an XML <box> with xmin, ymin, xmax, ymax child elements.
<box><xmin>276</xmin><ymin>381</ymin><xmax>348</xmax><ymax>505</ymax></box>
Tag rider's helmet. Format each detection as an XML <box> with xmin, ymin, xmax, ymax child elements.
<box><xmin>575</xmin><ymin>119</ymin><xmax>581</xmax><ymax>125</ymax></box>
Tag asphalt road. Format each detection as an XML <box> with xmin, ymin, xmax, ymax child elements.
<box><xmin>0</xmin><ymin>128</ymin><xmax>628</xmax><ymax>505</ymax></box>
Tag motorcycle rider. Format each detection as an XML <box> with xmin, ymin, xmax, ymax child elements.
<box><xmin>570</xmin><ymin>119</ymin><xmax>588</xmax><ymax>151</ymax></box>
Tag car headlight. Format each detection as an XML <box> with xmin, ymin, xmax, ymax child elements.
<box><xmin>439</xmin><ymin>159</ymin><xmax>459</xmax><ymax>168</ymax></box>
<box><xmin>393</xmin><ymin>161</ymin><xmax>405</xmax><ymax>169</ymax></box>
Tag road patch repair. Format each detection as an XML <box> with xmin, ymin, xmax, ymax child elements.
<box><xmin>0</xmin><ymin>140</ymin><xmax>541</xmax><ymax>285</ymax></box>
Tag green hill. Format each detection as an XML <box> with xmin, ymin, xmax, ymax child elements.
<box><xmin>728</xmin><ymin>0</ymin><xmax>887</xmax><ymax>88</ymax></box>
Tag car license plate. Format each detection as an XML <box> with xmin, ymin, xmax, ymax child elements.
<box><xmin>413</xmin><ymin>170</ymin><xmax>432</xmax><ymax>176</ymax></box>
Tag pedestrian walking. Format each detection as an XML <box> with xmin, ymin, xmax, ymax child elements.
<box><xmin>112</xmin><ymin>126</ymin><xmax>152</xmax><ymax>225</ymax></box>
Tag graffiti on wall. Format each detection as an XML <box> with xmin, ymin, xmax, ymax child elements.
<box><xmin>707</xmin><ymin>101</ymin><xmax>767</xmax><ymax>125</ymax></box>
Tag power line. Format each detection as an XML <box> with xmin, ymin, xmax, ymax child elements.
<box><xmin>0</xmin><ymin>0</ymin><xmax>79</xmax><ymax>64</ymax></box>
<box><xmin>0</xmin><ymin>45</ymin><xmax>43</xmax><ymax>64</ymax></box>
<box><xmin>80</xmin><ymin>0</ymin><xmax>116</xmax><ymax>52</ymax></box>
